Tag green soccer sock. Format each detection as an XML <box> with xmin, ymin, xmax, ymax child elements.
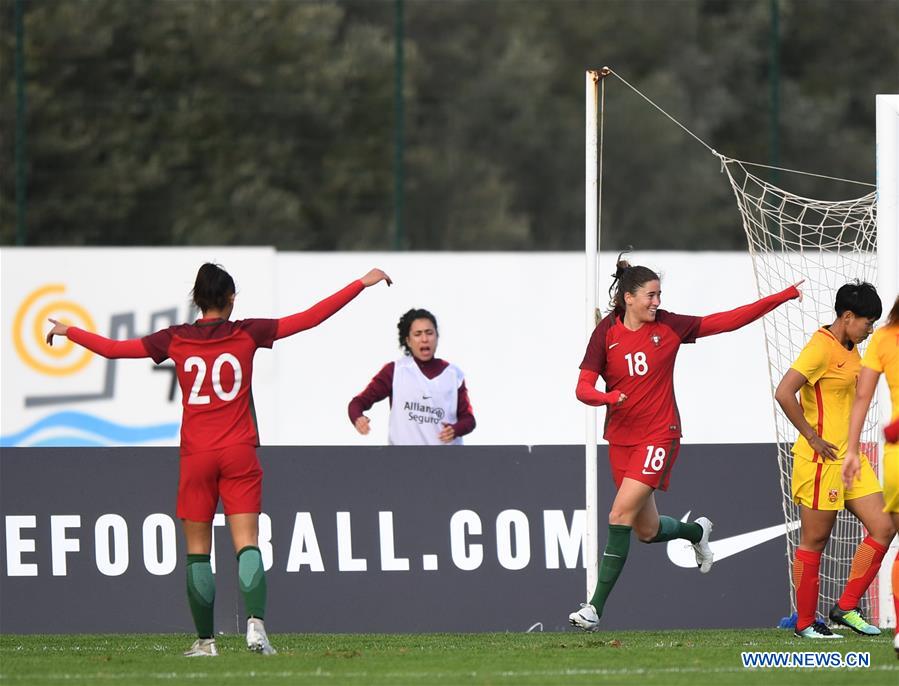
<box><xmin>649</xmin><ymin>515</ymin><xmax>702</xmax><ymax>543</ymax></box>
<box><xmin>588</xmin><ymin>524</ymin><xmax>631</xmax><ymax>616</ymax></box>
<box><xmin>186</xmin><ymin>554</ymin><xmax>215</xmax><ymax>639</ymax></box>
<box><xmin>237</xmin><ymin>546</ymin><xmax>267</xmax><ymax>620</ymax></box>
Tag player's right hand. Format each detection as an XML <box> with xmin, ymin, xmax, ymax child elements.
<box><xmin>808</xmin><ymin>433</ymin><xmax>838</xmax><ymax>461</ymax></box>
<box><xmin>45</xmin><ymin>318</ymin><xmax>69</xmax><ymax>346</ymax></box>
<box><xmin>354</xmin><ymin>416</ymin><xmax>371</xmax><ymax>435</ymax></box>
<box><xmin>791</xmin><ymin>279</ymin><xmax>805</xmax><ymax>302</ymax></box>
<box><xmin>361</xmin><ymin>268</ymin><xmax>392</xmax><ymax>287</ymax></box>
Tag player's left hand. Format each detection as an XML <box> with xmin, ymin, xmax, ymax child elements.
<box><xmin>438</xmin><ymin>422</ymin><xmax>455</xmax><ymax>443</ymax></box>
<box><xmin>791</xmin><ymin>279</ymin><xmax>805</xmax><ymax>302</ymax></box>
<box><xmin>841</xmin><ymin>452</ymin><xmax>861</xmax><ymax>490</ymax></box>
<box><xmin>45</xmin><ymin>318</ymin><xmax>69</xmax><ymax>346</ymax></box>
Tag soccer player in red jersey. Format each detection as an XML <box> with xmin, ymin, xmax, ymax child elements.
<box><xmin>348</xmin><ymin>308</ymin><xmax>476</xmax><ymax>445</ymax></box>
<box><xmin>568</xmin><ymin>255</ymin><xmax>801</xmax><ymax>631</ymax></box>
<box><xmin>776</xmin><ymin>282</ymin><xmax>893</xmax><ymax>639</ymax></box>
<box><xmin>46</xmin><ymin>263</ymin><xmax>392</xmax><ymax>656</ymax></box>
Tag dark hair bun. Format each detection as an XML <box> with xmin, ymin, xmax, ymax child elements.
<box><xmin>613</xmin><ymin>260</ymin><xmax>631</xmax><ymax>279</ymax></box>
<box><xmin>191</xmin><ymin>262</ymin><xmax>236</xmax><ymax>313</ymax></box>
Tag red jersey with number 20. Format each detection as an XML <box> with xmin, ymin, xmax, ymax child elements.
<box><xmin>580</xmin><ymin>310</ymin><xmax>701</xmax><ymax>446</ymax></box>
<box><xmin>142</xmin><ymin>319</ymin><xmax>278</xmax><ymax>455</ymax></box>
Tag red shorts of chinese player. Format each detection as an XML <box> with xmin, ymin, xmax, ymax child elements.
<box><xmin>608</xmin><ymin>437</ymin><xmax>681</xmax><ymax>491</ymax></box>
<box><xmin>176</xmin><ymin>443</ymin><xmax>263</xmax><ymax>521</ymax></box>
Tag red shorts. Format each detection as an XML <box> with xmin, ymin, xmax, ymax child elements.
<box><xmin>176</xmin><ymin>443</ymin><xmax>263</xmax><ymax>521</ymax></box>
<box><xmin>608</xmin><ymin>438</ymin><xmax>680</xmax><ymax>491</ymax></box>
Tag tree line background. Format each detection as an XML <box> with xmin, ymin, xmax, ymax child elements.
<box><xmin>1</xmin><ymin>0</ymin><xmax>897</xmax><ymax>251</ymax></box>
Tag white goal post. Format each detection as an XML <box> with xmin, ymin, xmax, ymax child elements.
<box><xmin>584</xmin><ymin>69</ymin><xmax>602</xmax><ymax>597</ymax></box>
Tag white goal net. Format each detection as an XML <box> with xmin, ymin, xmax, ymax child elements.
<box><xmin>720</xmin><ymin>156</ymin><xmax>881</xmax><ymax>625</ymax></box>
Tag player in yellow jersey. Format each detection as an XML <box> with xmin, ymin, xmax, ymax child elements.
<box><xmin>843</xmin><ymin>295</ymin><xmax>899</xmax><ymax>659</ymax></box>
<box><xmin>775</xmin><ymin>282</ymin><xmax>894</xmax><ymax>639</ymax></box>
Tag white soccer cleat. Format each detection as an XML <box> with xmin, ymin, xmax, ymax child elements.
<box><xmin>692</xmin><ymin>517</ymin><xmax>714</xmax><ymax>573</ymax></box>
<box><xmin>568</xmin><ymin>603</ymin><xmax>600</xmax><ymax>632</ymax></box>
<box><xmin>246</xmin><ymin>617</ymin><xmax>277</xmax><ymax>655</ymax></box>
<box><xmin>794</xmin><ymin>621</ymin><xmax>843</xmax><ymax>639</ymax></box>
<box><xmin>183</xmin><ymin>638</ymin><xmax>218</xmax><ymax>657</ymax></box>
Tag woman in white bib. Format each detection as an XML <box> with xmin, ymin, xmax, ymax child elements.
<box><xmin>349</xmin><ymin>308</ymin><xmax>476</xmax><ymax>445</ymax></box>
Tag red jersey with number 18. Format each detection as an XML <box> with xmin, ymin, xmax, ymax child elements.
<box><xmin>580</xmin><ymin>310</ymin><xmax>702</xmax><ymax>446</ymax></box>
<box><xmin>143</xmin><ymin>318</ymin><xmax>278</xmax><ymax>455</ymax></box>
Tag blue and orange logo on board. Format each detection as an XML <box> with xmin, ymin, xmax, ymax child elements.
<box><xmin>13</xmin><ymin>284</ymin><xmax>97</xmax><ymax>377</ymax></box>
<box><xmin>3</xmin><ymin>284</ymin><xmax>180</xmax><ymax>448</ymax></box>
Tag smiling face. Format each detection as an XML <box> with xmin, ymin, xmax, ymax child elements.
<box><xmin>623</xmin><ymin>279</ymin><xmax>661</xmax><ymax>326</ymax></box>
<box><xmin>405</xmin><ymin>318</ymin><xmax>438</xmax><ymax>361</ymax></box>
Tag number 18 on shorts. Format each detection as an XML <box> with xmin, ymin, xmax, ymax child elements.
<box><xmin>609</xmin><ymin>439</ymin><xmax>681</xmax><ymax>491</ymax></box>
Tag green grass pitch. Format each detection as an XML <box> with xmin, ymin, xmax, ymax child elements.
<box><xmin>1</xmin><ymin>629</ymin><xmax>897</xmax><ymax>685</ymax></box>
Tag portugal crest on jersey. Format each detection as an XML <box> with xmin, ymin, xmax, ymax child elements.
<box><xmin>651</xmin><ymin>333</ymin><xmax>661</xmax><ymax>347</ymax></box>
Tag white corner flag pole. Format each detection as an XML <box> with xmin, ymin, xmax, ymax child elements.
<box><xmin>584</xmin><ymin>69</ymin><xmax>601</xmax><ymax>598</ymax></box>
<box><xmin>876</xmin><ymin>93</ymin><xmax>899</xmax><ymax>629</ymax></box>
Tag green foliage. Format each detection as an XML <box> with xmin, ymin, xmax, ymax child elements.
<box><xmin>1</xmin><ymin>630</ymin><xmax>896</xmax><ymax>685</ymax></box>
<box><xmin>1</xmin><ymin>0</ymin><xmax>895</xmax><ymax>249</ymax></box>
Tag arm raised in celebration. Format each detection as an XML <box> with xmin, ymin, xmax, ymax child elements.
<box><xmin>697</xmin><ymin>281</ymin><xmax>803</xmax><ymax>338</ymax></box>
<box><xmin>276</xmin><ymin>268</ymin><xmax>392</xmax><ymax>340</ymax></box>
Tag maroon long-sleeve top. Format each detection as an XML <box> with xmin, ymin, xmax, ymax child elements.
<box><xmin>348</xmin><ymin>357</ymin><xmax>477</xmax><ymax>437</ymax></box>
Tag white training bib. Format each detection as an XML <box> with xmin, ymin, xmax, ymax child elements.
<box><xmin>388</xmin><ymin>356</ymin><xmax>464</xmax><ymax>445</ymax></box>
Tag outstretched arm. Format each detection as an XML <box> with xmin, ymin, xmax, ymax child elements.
<box><xmin>276</xmin><ymin>268</ymin><xmax>392</xmax><ymax>340</ymax></box>
<box><xmin>575</xmin><ymin>369</ymin><xmax>626</xmax><ymax>407</ymax></box>
<box><xmin>46</xmin><ymin>319</ymin><xmax>149</xmax><ymax>358</ymax></box>
<box><xmin>696</xmin><ymin>282</ymin><xmax>802</xmax><ymax>338</ymax></box>
<box><xmin>842</xmin><ymin>366</ymin><xmax>879</xmax><ymax>488</ymax></box>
